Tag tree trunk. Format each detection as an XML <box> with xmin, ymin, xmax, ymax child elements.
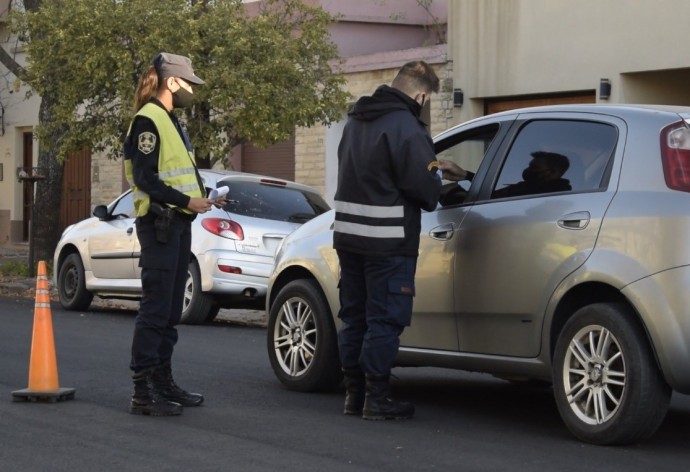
<box><xmin>31</xmin><ymin>92</ymin><xmax>66</xmax><ymax>269</ymax></box>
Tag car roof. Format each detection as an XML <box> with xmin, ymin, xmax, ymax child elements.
<box><xmin>434</xmin><ymin>103</ymin><xmax>690</xmax><ymax>140</ymax></box>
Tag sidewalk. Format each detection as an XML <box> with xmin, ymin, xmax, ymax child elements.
<box><xmin>0</xmin><ymin>241</ymin><xmax>266</xmax><ymax>328</ymax></box>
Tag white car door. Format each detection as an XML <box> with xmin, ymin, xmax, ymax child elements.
<box><xmin>88</xmin><ymin>192</ymin><xmax>139</xmax><ymax>281</ymax></box>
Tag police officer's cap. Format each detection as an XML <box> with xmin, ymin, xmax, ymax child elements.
<box><xmin>153</xmin><ymin>52</ymin><xmax>205</xmax><ymax>85</ymax></box>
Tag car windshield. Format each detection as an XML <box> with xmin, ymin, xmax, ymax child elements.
<box><xmin>220</xmin><ymin>181</ymin><xmax>330</xmax><ymax>223</ymax></box>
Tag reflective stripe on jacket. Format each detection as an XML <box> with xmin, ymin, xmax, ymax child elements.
<box><xmin>333</xmin><ymin>86</ymin><xmax>441</xmax><ymax>257</ymax></box>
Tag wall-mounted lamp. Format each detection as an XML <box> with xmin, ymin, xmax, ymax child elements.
<box><xmin>599</xmin><ymin>78</ymin><xmax>611</xmax><ymax>100</ymax></box>
<box><xmin>453</xmin><ymin>88</ymin><xmax>464</xmax><ymax>107</ymax></box>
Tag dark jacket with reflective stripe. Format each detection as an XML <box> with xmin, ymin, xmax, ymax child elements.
<box><xmin>333</xmin><ymin>85</ymin><xmax>441</xmax><ymax>257</ymax></box>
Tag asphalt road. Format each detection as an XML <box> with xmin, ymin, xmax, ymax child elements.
<box><xmin>1</xmin><ymin>295</ymin><xmax>689</xmax><ymax>471</ymax></box>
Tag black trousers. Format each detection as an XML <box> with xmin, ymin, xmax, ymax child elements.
<box><xmin>336</xmin><ymin>250</ymin><xmax>417</xmax><ymax>376</ymax></box>
<box><xmin>130</xmin><ymin>216</ymin><xmax>192</xmax><ymax>372</ymax></box>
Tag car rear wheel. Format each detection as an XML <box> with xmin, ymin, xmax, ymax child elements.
<box><xmin>181</xmin><ymin>261</ymin><xmax>217</xmax><ymax>325</ymax></box>
<box><xmin>267</xmin><ymin>279</ymin><xmax>341</xmax><ymax>392</ymax></box>
<box><xmin>57</xmin><ymin>253</ymin><xmax>94</xmax><ymax>311</ymax></box>
<box><xmin>552</xmin><ymin>302</ymin><xmax>671</xmax><ymax>445</ymax></box>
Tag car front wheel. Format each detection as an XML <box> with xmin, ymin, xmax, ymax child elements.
<box><xmin>267</xmin><ymin>279</ymin><xmax>341</xmax><ymax>392</ymax></box>
<box><xmin>57</xmin><ymin>253</ymin><xmax>94</xmax><ymax>310</ymax></box>
<box><xmin>552</xmin><ymin>303</ymin><xmax>671</xmax><ymax>445</ymax></box>
<box><xmin>180</xmin><ymin>260</ymin><xmax>217</xmax><ymax>325</ymax></box>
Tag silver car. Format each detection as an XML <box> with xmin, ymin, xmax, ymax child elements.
<box><xmin>54</xmin><ymin>170</ymin><xmax>329</xmax><ymax>324</ymax></box>
<box><xmin>266</xmin><ymin>104</ymin><xmax>690</xmax><ymax>445</ymax></box>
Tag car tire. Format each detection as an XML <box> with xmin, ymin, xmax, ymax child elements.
<box><xmin>552</xmin><ymin>302</ymin><xmax>671</xmax><ymax>445</ymax></box>
<box><xmin>181</xmin><ymin>261</ymin><xmax>216</xmax><ymax>325</ymax></box>
<box><xmin>57</xmin><ymin>253</ymin><xmax>94</xmax><ymax>311</ymax></box>
<box><xmin>267</xmin><ymin>279</ymin><xmax>342</xmax><ymax>392</ymax></box>
<box><xmin>204</xmin><ymin>305</ymin><xmax>221</xmax><ymax>323</ymax></box>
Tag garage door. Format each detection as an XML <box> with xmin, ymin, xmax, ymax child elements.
<box><xmin>241</xmin><ymin>134</ymin><xmax>295</xmax><ymax>181</ymax></box>
<box><xmin>486</xmin><ymin>93</ymin><xmax>595</xmax><ymax>115</ymax></box>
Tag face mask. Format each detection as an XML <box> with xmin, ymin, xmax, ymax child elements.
<box><xmin>172</xmin><ymin>87</ymin><xmax>194</xmax><ymax>108</ymax></box>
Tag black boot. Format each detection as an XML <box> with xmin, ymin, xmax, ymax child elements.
<box><xmin>129</xmin><ymin>367</ymin><xmax>183</xmax><ymax>416</ymax></box>
<box><xmin>362</xmin><ymin>374</ymin><xmax>414</xmax><ymax>420</ymax></box>
<box><xmin>342</xmin><ymin>368</ymin><xmax>365</xmax><ymax>415</ymax></box>
<box><xmin>150</xmin><ymin>362</ymin><xmax>204</xmax><ymax>407</ymax></box>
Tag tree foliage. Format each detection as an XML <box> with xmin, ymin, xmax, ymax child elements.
<box><xmin>11</xmin><ymin>0</ymin><xmax>349</xmax><ymax>167</ymax></box>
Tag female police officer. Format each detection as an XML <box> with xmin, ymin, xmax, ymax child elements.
<box><xmin>124</xmin><ymin>52</ymin><xmax>220</xmax><ymax>416</ymax></box>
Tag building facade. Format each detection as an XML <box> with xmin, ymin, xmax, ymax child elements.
<box><xmin>8</xmin><ymin>1</ymin><xmax>689</xmax><ymax>244</ymax></box>
<box><xmin>0</xmin><ymin>0</ymin><xmax>448</xmax><ymax>242</ymax></box>
<box><xmin>447</xmin><ymin>0</ymin><xmax>690</xmax><ymax>125</ymax></box>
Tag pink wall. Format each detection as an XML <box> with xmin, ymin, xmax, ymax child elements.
<box><xmin>245</xmin><ymin>0</ymin><xmax>448</xmax><ymax>59</ymax></box>
<box><xmin>315</xmin><ymin>0</ymin><xmax>447</xmax><ymax>25</ymax></box>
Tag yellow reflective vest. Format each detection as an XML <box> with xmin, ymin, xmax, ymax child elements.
<box><xmin>124</xmin><ymin>103</ymin><xmax>204</xmax><ymax>216</ymax></box>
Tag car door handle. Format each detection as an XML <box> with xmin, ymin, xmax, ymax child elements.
<box><xmin>430</xmin><ymin>223</ymin><xmax>455</xmax><ymax>241</ymax></box>
<box><xmin>127</xmin><ymin>227</ymin><xmax>134</xmax><ymax>235</ymax></box>
<box><xmin>558</xmin><ymin>211</ymin><xmax>590</xmax><ymax>230</ymax></box>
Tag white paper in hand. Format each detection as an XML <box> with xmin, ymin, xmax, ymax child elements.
<box><xmin>209</xmin><ymin>186</ymin><xmax>229</xmax><ymax>200</ymax></box>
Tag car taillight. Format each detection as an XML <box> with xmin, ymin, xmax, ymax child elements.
<box><xmin>201</xmin><ymin>218</ymin><xmax>244</xmax><ymax>240</ymax></box>
<box><xmin>661</xmin><ymin>122</ymin><xmax>690</xmax><ymax>192</ymax></box>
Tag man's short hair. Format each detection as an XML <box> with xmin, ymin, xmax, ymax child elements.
<box><xmin>392</xmin><ymin>61</ymin><xmax>440</xmax><ymax>95</ymax></box>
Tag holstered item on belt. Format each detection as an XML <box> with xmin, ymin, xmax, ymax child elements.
<box><xmin>149</xmin><ymin>202</ymin><xmax>175</xmax><ymax>243</ymax></box>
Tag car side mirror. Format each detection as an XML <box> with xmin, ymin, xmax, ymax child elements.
<box><xmin>93</xmin><ymin>205</ymin><xmax>109</xmax><ymax>220</ymax></box>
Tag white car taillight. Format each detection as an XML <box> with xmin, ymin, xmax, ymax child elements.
<box><xmin>201</xmin><ymin>218</ymin><xmax>244</xmax><ymax>240</ymax></box>
<box><xmin>661</xmin><ymin>122</ymin><xmax>690</xmax><ymax>192</ymax></box>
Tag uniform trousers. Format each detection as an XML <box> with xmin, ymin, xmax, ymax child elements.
<box><xmin>336</xmin><ymin>249</ymin><xmax>417</xmax><ymax>376</ymax></box>
<box><xmin>130</xmin><ymin>215</ymin><xmax>192</xmax><ymax>372</ymax></box>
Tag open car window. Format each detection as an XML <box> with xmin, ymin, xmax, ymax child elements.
<box><xmin>436</xmin><ymin>124</ymin><xmax>500</xmax><ymax>207</ymax></box>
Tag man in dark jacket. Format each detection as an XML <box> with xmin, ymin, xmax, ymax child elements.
<box><xmin>333</xmin><ymin>61</ymin><xmax>441</xmax><ymax>420</ymax></box>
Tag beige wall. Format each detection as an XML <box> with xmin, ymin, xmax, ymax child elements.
<box><xmin>449</xmin><ymin>0</ymin><xmax>690</xmax><ymax>124</ymax></box>
<box><xmin>0</xmin><ymin>86</ymin><xmax>41</xmax><ymax>241</ymax></box>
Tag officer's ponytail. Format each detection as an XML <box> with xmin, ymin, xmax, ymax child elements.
<box><xmin>133</xmin><ymin>66</ymin><xmax>159</xmax><ymax>113</ymax></box>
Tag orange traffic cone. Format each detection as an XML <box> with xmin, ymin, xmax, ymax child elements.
<box><xmin>12</xmin><ymin>260</ymin><xmax>75</xmax><ymax>402</ymax></box>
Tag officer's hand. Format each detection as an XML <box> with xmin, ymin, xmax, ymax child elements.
<box><xmin>188</xmin><ymin>197</ymin><xmax>213</xmax><ymax>214</ymax></box>
<box><xmin>212</xmin><ymin>196</ymin><xmax>227</xmax><ymax>209</ymax></box>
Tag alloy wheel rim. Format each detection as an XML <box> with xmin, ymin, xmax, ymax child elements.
<box><xmin>273</xmin><ymin>296</ymin><xmax>317</xmax><ymax>376</ymax></box>
<box><xmin>562</xmin><ymin>324</ymin><xmax>626</xmax><ymax>425</ymax></box>
<box><xmin>183</xmin><ymin>272</ymin><xmax>193</xmax><ymax>312</ymax></box>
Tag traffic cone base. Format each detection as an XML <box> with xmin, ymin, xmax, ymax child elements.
<box><xmin>11</xmin><ymin>387</ymin><xmax>76</xmax><ymax>403</ymax></box>
<box><xmin>11</xmin><ymin>261</ymin><xmax>75</xmax><ymax>402</ymax></box>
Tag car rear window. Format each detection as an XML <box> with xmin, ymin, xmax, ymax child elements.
<box><xmin>221</xmin><ymin>181</ymin><xmax>330</xmax><ymax>223</ymax></box>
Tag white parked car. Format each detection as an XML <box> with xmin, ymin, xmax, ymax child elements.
<box><xmin>53</xmin><ymin>170</ymin><xmax>329</xmax><ymax>324</ymax></box>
